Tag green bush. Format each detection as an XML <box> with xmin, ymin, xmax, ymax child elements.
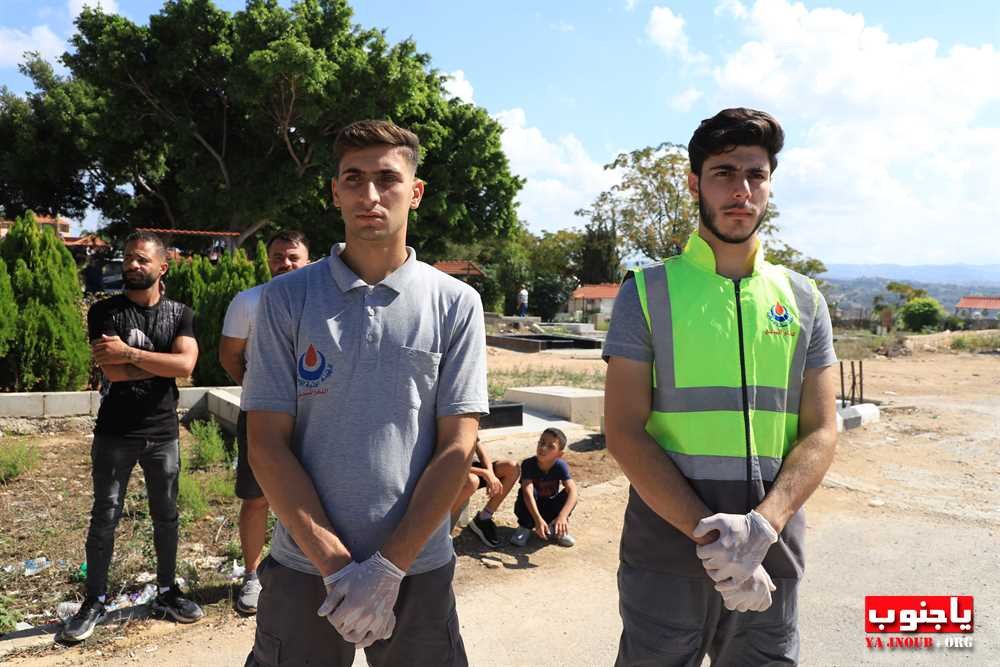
<box><xmin>0</xmin><ymin>260</ymin><xmax>15</xmax><ymax>358</ymax></box>
<box><xmin>899</xmin><ymin>296</ymin><xmax>945</xmax><ymax>332</ymax></box>
<box><xmin>204</xmin><ymin>470</ymin><xmax>236</xmax><ymax>500</ymax></box>
<box><xmin>189</xmin><ymin>418</ymin><xmax>227</xmax><ymax>470</ymax></box>
<box><xmin>951</xmin><ymin>333</ymin><xmax>1000</xmax><ymax>351</ymax></box>
<box><xmin>177</xmin><ymin>472</ymin><xmax>209</xmax><ymax>519</ymax></box>
<box><xmin>0</xmin><ymin>212</ymin><xmax>89</xmax><ymax>391</ymax></box>
<box><xmin>168</xmin><ymin>248</ymin><xmax>263</xmax><ymax>386</ymax></box>
<box><xmin>0</xmin><ymin>441</ymin><xmax>40</xmax><ymax>483</ymax></box>
<box><xmin>0</xmin><ymin>595</ymin><xmax>22</xmax><ymax>634</ymax></box>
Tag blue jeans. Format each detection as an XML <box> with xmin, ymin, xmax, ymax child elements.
<box><xmin>84</xmin><ymin>434</ymin><xmax>180</xmax><ymax>597</ymax></box>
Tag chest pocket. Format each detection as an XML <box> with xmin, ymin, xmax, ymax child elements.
<box><xmin>396</xmin><ymin>346</ymin><xmax>442</xmax><ymax>411</ymax></box>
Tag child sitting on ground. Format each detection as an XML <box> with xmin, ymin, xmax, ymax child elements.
<box><xmin>451</xmin><ymin>437</ymin><xmax>521</xmax><ymax>547</ymax></box>
<box><xmin>511</xmin><ymin>427</ymin><xmax>578</xmax><ymax>548</ymax></box>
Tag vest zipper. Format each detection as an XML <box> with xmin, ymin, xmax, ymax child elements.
<box><xmin>732</xmin><ymin>279</ymin><xmax>754</xmax><ymax>511</ymax></box>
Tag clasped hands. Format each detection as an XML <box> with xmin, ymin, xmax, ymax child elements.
<box><xmin>693</xmin><ymin>510</ymin><xmax>778</xmax><ymax>613</ymax></box>
<box><xmin>317</xmin><ymin>551</ymin><xmax>405</xmax><ymax>648</ymax></box>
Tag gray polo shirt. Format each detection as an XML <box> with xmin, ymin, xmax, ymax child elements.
<box><xmin>243</xmin><ymin>244</ymin><xmax>489</xmax><ymax>576</ymax></box>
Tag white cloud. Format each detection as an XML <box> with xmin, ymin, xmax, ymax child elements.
<box><xmin>671</xmin><ymin>87</ymin><xmax>703</xmax><ymax>111</ymax></box>
<box><xmin>714</xmin><ymin>0</ymin><xmax>748</xmax><ymax>19</ymax></box>
<box><xmin>625</xmin><ymin>0</ymin><xmax>637</xmax><ymax>11</ymax></box>
<box><xmin>494</xmin><ymin>108</ymin><xmax>619</xmax><ymax>233</ymax></box>
<box><xmin>708</xmin><ymin>0</ymin><xmax>1000</xmax><ymax>264</ymax></box>
<box><xmin>647</xmin><ymin>6</ymin><xmax>708</xmax><ymax>65</ymax></box>
<box><xmin>69</xmin><ymin>0</ymin><xmax>118</xmax><ymax>18</ymax></box>
<box><xmin>443</xmin><ymin>69</ymin><xmax>475</xmax><ymax>103</ymax></box>
<box><xmin>0</xmin><ymin>25</ymin><xmax>64</xmax><ymax>67</ymax></box>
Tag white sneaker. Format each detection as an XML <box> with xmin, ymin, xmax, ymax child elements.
<box><xmin>509</xmin><ymin>527</ymin><xmax>530</xmax><ymax>547</ymax></box>
<box><xmin>549</xmin><ymin>522</ymin><xmax>576</xmax><ymax>547</ymax></box>
<box><xmin>236</xmin><ymin>576</ymin><xmax>261</xmax><ymax>614</ymax></box>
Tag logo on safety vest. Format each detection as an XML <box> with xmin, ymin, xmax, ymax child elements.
<box><xmin>767</xmin><ymin>302</ymin><xmax>793</xmax><ymax>328</ymax></box>
<box><xmin>297</xmin><ymin>343</ymin><xmax>332</xmax><ymax>394</ymax></box>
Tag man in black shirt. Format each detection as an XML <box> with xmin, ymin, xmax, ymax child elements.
<box><xmin>62</xmin><ymin>231</ymin><xmax>203</xmax><ymax>642</ymax></box>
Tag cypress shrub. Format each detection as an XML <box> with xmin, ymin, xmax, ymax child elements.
<box><xmin>169</xmin><ymin>248</ymin><xmax>261</xmax><ymax>386</ymax></box>
<box><xmin>0</xmin><ymin>212</ymin><xmax>89</xmax><ymax>391</ymax></box>
<box><xmin>0</xmin><ymin>260</ymin><xmax>15</xmax><ymax>359</ymax></box>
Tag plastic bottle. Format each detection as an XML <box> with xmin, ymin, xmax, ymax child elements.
<box><xmin>23</xmin><ymin>557</ymin><xmax>51</xmax><ymax>576</ymax></box>
<box><xmin>56</xmin><ymin>601</ymin><xmax>82</xmax><ymax>621</ymax></box>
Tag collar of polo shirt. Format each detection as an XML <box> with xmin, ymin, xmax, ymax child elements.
<box><xmin>326</xmin><ymin>242</ymin><xmax>420</xmax><ymax>294</ymax></box>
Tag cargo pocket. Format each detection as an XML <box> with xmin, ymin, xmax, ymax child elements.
<box><xmin>395</xmin><ymin>346</ymin><xmax>442</xmax><ymax>413</ymax></box>
<box><xmin>251</xmin><ymin>628</ymin><xmax>282</xmax><ymax>666</ymax></box>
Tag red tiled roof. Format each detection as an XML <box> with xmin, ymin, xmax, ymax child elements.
<box><xmin>956</xmin><ymin>296</ymin><xmax>1000</xmax><ymax>310</ymax></box>
<box><xmin>63</xmin><ymin>234</ymin><xmax>108</xmax><ymax>247</ymax></box>
<box><xmin>433</xmin><ymin>260</ymin><xmax>485</xmax><ymax>277</ymax></box>
<box><xmin>136</xmin><ymin>227</ymin><xmax>240</xmax><ymax>237</ymax></box>
<box><xmin>570</xmin><ymin>283</ymin><xmax>620</xmax><ymax>300</ymax></box>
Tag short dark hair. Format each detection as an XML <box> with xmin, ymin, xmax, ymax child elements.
<box><xmin>688</xmin><ymin>108</ymin><xmax>784</xmax><ymax>177</ymax></box>
<box><xmin>332</xmin><ymin>120</ymin><xmax>420</xmax><ymax>175</ymax></box>
<box><xmin>542</xmin><ymin>427</ymin><xmax>568</xmax><ymax>451</ymax></box>
<box><xmin>124</xmin><ymin>230</ymin><xmax>166</xmax><ymax>260</ymax></box>
<box><xmin>266</xmin><ymin>229</ymin><xmax>309</xmax><ymax>252</ymax></box>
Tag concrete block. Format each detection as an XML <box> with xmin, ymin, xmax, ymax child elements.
<box><xmin>504</xmin><ymin>386</ymin><xmax>604</xmax><ymax>428</ymax></box>
<box><xmin>206</xmin><ymin>389</ymin><xmax>241</xmax><ymax>434</ymax></box>
<box><xmin>90</xmin><ymin>391</ymin><xmax>102</xmax><ymax>416</ymax></box>
<box><xmin>838</xmin><ymin>403</ymin><xmax>880</xmax><ymax>430</ymax></box>
<box><xmin>178</xmin><ymin>387</ymin><xmax>209</xmax><ymax>411</ymax></box>
<box><xmin>42</xmin><ymin>391</ymin><xmax>92</xmax><ymax>417</ymax></box>
<box><xmin>0</xmin><ymin>393</ymin><xmax>44</xmax><ymax>418</ymax></box>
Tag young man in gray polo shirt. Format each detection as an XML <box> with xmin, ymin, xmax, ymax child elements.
<box><xmin>242</xmin><ymin>120</ymin><xmax>488</xmax><ymax>667</ymax></box>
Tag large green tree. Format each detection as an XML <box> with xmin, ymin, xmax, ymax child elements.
<box><xmin>7</xmin><ymin>0</ymin><xmax>520</xmax><ymax>256</ymax></box>
<box><xmin>574</xmin><ymin>191</ymin><xmax>622</xmax><ymax>284</ymax></box>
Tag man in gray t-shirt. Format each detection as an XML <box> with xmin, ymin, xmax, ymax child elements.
<box><xmin>242</xmin><ymin>121</ymin><xmax>487</xmax><ymax>667</ymax></box>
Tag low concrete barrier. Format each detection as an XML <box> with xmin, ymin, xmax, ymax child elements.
<box><xmin>0</xmin><ymin>386</ymin><xmax>242</xmax><ymax>419</ymax></box>
<box><xmin>504</xmin><ymin>386</ymin><xmax>604</xmax><ymax>428</ymax></box>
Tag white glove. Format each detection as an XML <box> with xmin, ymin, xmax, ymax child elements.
<box><xmin>317</xmin><ymin>551</ymin><xmax>405</xmax><ymax>648</ymax></box>
<box><xmin>693</xmin><ymin>510</ymin><xmax>778</xmax><ymax>585</ymax></box>
<box><xmin>715</xmin><ymin>564</ymin><xmax>776</xmax><ymax>612</ymax></box>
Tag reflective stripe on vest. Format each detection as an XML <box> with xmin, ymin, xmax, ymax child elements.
<box><xmin>633</xmin><ymin>238</ymin><xmax>819</xmax><ymax>488</ymax></box>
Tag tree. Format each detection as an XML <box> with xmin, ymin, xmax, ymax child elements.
<box><xmin>574</xmin><ymin>191</ymin><xmax>622</xmax><ymax>284</ymax></box>
<box><xmin>763</xmin><ymin>241</ymin><xmax>827</xmax><ymax>280</ymax></box>
<box><xmin>0</xmin><ymin>212</ymin><xmax>90</xmax><ymax>391</ymax></box>
<box><xmin>899</xmin><ymin>296</ymin><xmax>945</xmax><ymax>332</ymax></box>
<box><xmin>607</xmin><ymin>143</ymin><xmax>697</xmax><ymax>261</ymax></box>
<box><xmin>0</xmin><ymin>259</ymin><xmax>15</xmax><ymax>359</ymax></box>
<box><xmin>4</xmin><ymin>0</ymin><xmax>521</xmax><ymax>255</ymax></box>
<box><xmin>886</xmin><ymin>281</ymin><xmax>928</xmax><ymax>306</ymax></box>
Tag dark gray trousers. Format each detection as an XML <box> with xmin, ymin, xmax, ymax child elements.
<box><xmin>85</xmin><ymin>434</ymin><xmax>180</xmax><ymax>597</ymax></box>
<box><xmin>245</xmin><ymin>556</ymin><xmax>467</xmax><ymax>667</ymax></box>
<box><xmin>616</xmin><ymin>562</ymin><xmax>800</xmax><ymax>667</ymax></box>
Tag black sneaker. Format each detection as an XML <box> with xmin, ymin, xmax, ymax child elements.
<box><xmin>61</xmin><ymin>596</ymin><xmax>106</xmax><ymax>642</ymax></box>
<box><xmin>469</xmin><ymin>515</ymin><xmax>501</xmax><ymax>547</ymax></box>
<box><xmin>151</xmin><ymin>585</ymin><xmax>204</xmax><ymax>624</ymax></box>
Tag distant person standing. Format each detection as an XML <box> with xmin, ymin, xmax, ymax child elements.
<box><xmin>63</xmin><ymin>231</ymin><xmax>202</xmax><ymax>643</ymax></box>
<box><xmin>219</xmin><ymin>230</ymin><xmax>310</xmax><ymax>615</ymax></box>
<box><xmin>243</xmin><ymin>120</ymin><xmax>487</xmax><ymax>666</ymax></box>
<box><xmin>517</xmin><ymin>284</ymin><xmax>529</xmax><ymax>317</ymax></box>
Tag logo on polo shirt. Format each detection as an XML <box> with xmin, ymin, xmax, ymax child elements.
<box><xmin>767</xmin><ymin>301</ymin><xmax>793</xmax><ymax>328</ymax></box>
<box><xmin>297</xmin><ymin>344</ymin><xmax>332</xmax><ymax>393</ymax></box>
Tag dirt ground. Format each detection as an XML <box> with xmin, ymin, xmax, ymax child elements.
<box><xmin>2</xmin><ymin>340</ymin><xmax>999</xmax><ymax>665</ymax></box>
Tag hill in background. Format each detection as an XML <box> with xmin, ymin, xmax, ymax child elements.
<box><xmin>821</xmin><ymin>277</ymin><xmax>998</xmax><ymax>313</ymax></box>
<box><xmin>820</xmin><ymin>263</ymin><xmax>1000</xmax><ymax>286</ymax></box>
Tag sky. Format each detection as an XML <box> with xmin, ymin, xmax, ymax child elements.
<box><xmin>1</xmin><ymin>0</ymin><xmax>999</xmax><ymax>265</ymax></box>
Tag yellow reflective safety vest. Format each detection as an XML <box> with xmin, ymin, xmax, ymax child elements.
<box><xmin>620</xmin><ymin>232</ymin><xmax>828</xmax><ymax>578</ymax></box>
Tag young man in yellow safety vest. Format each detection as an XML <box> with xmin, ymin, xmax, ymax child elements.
<box><xmin>603</xmin><ymin>108</ymin><xmax>839</xmax><ymax>665</ymax></box>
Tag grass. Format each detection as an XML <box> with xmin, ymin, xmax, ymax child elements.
<box><xmin>488</xmin><ymin>366</ymin><xmax>606</xmax><ymax>400</ymax></box>
<box><xmin>177</xmin><ymin>470</ymin><xmax>209</xmax><ymax>520</ymax></box>
<box><xmin>832</xmin><ymin>330</ymin><xmax>907</xmax><ymax>360</ymax></box>
<box><xmin>0</xmin><ymin>440</ymin><xmax>40</xmax><ymax>483</ymax></box>
<box><xmin>951</xmin><ymin>333</ymin><xmax>1000</xmax><ymax>351</ymax></box>
<box><xmin>188</xmin><ymin>418</ymin><xmax>228</xmax><ymax>470</ymax></box>
<box><xmin>204</xmin><ymin>470</ymin><xmax>236</xmax><ymax>501</ymax></box>
<box><xmin>0</xmin><ymin>594</ymin><xmax>21</xmax><ymax>634</ymax></box>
